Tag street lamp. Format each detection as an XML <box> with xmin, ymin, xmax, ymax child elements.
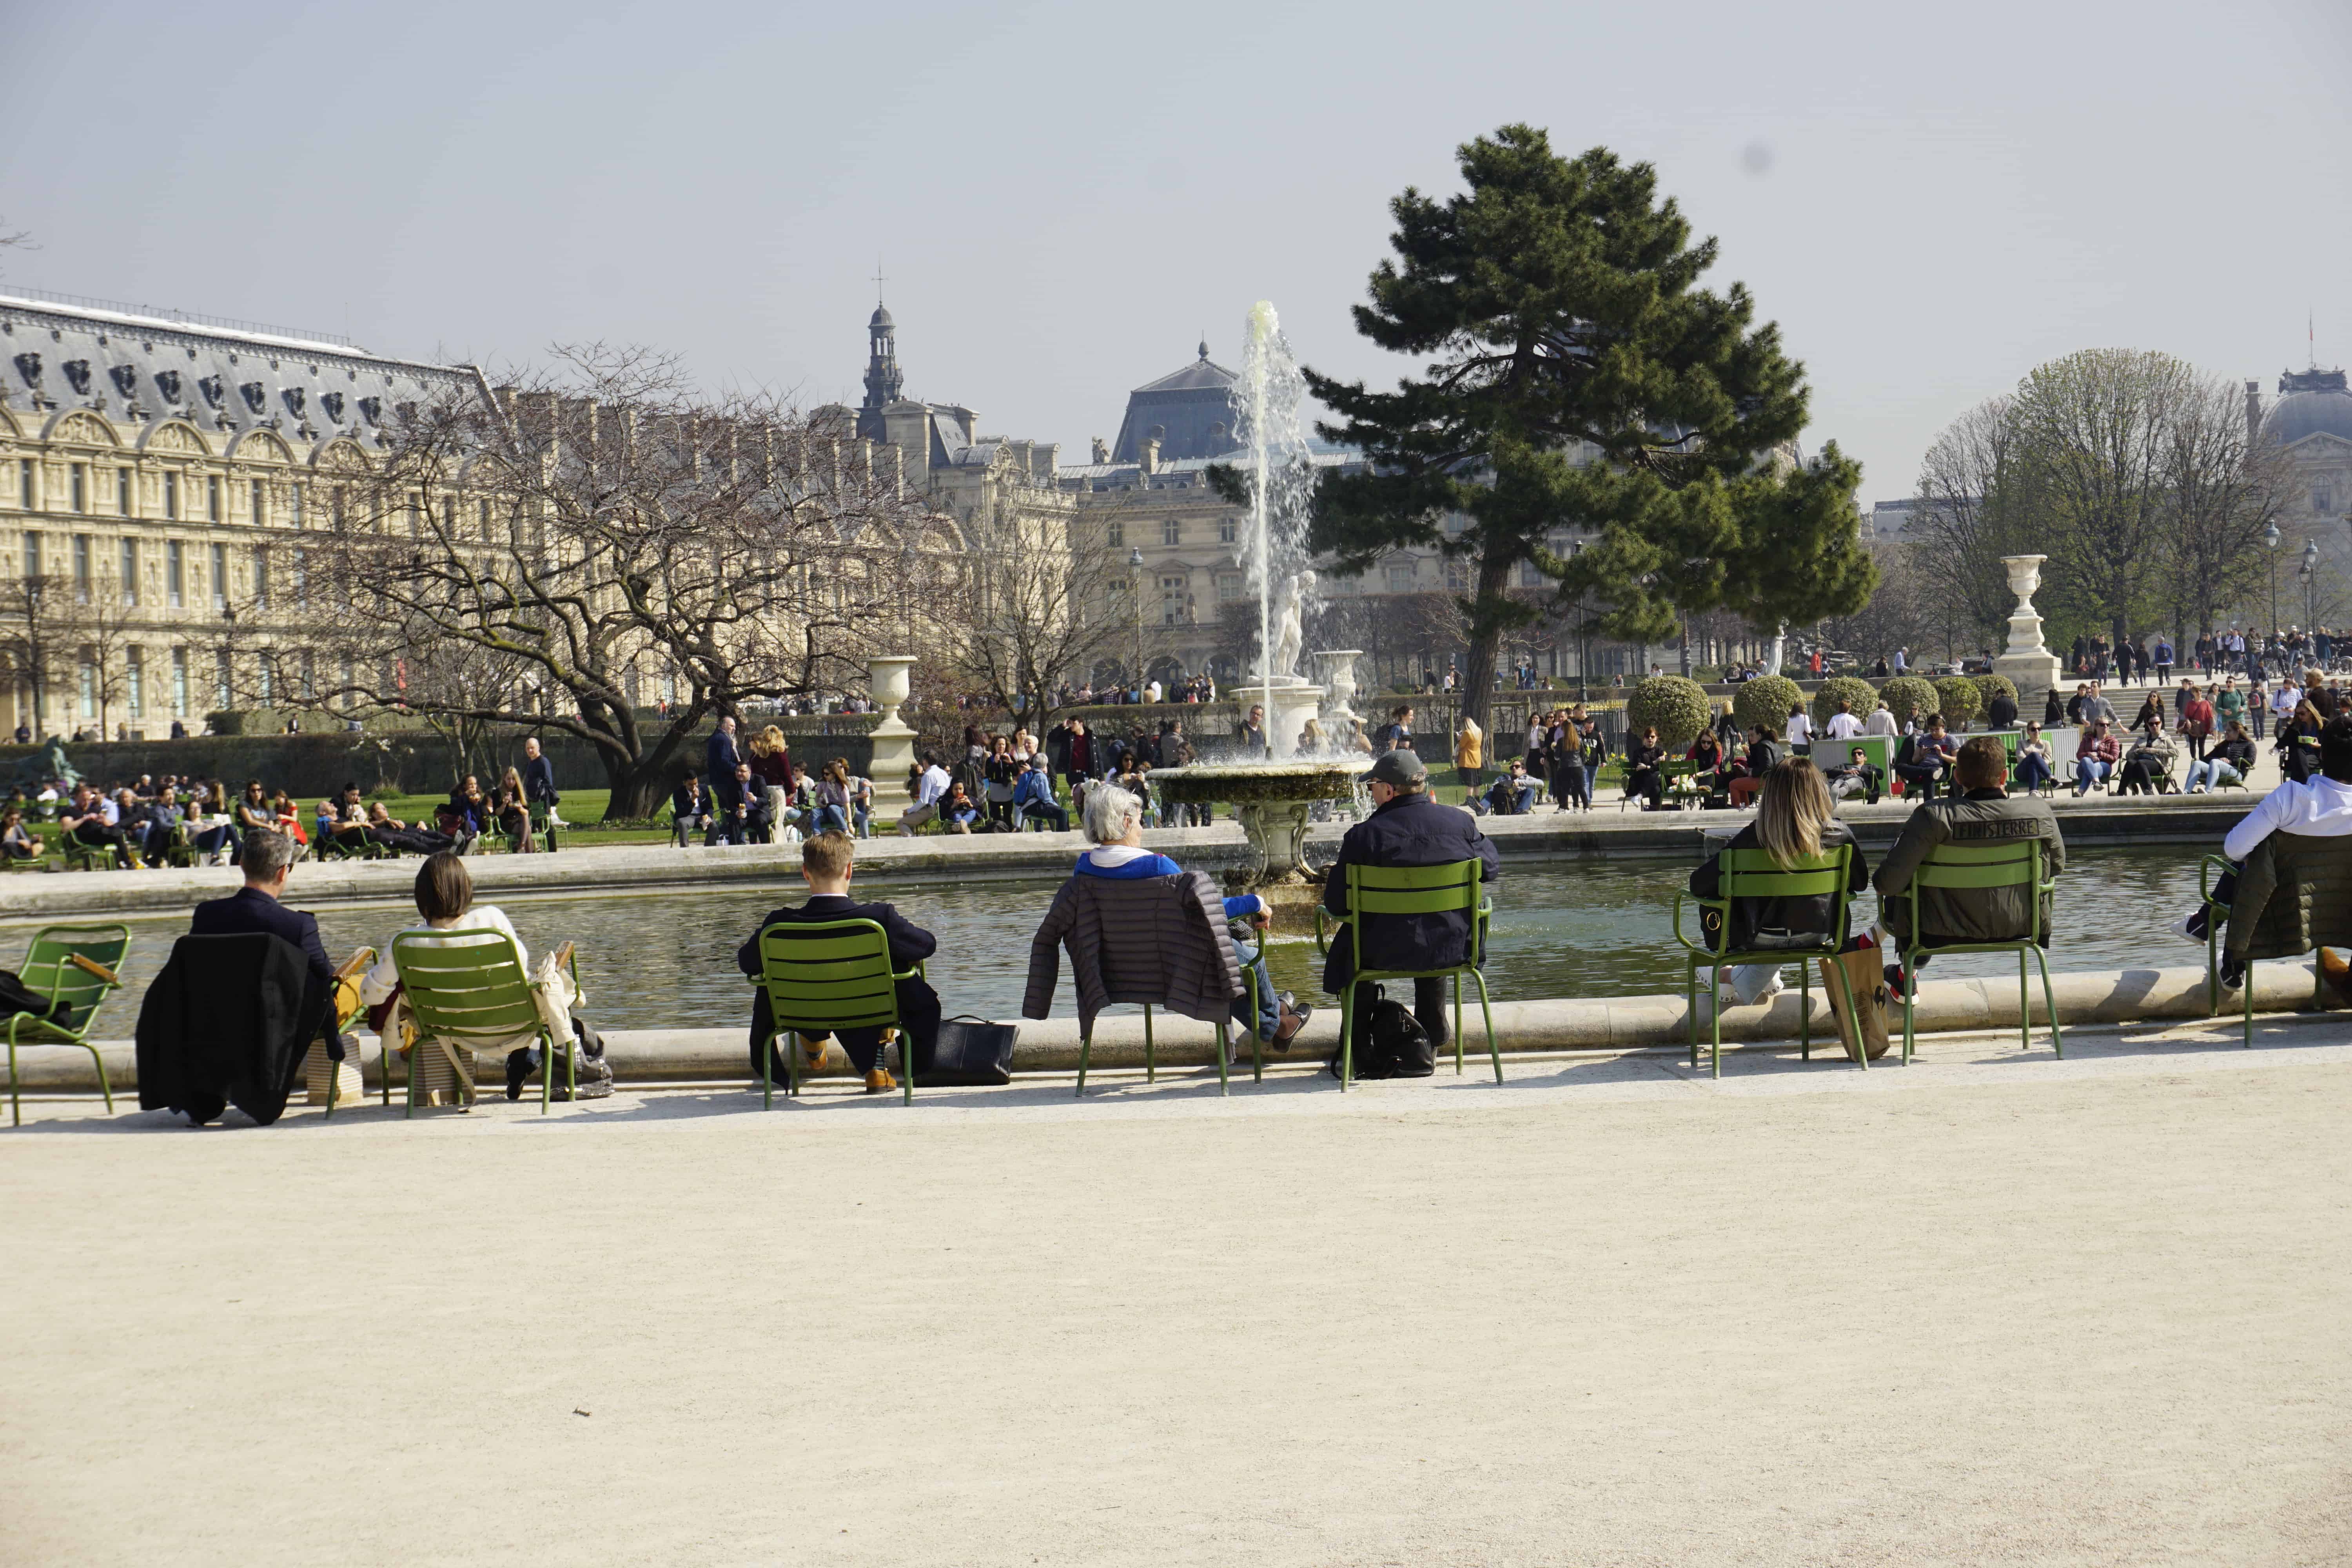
<box><xmin>2265</xmin><ymin>521</ymin><xmax>2282</xmax><ymax>650</ymax></box>
<box><xmin>1127</xmin><ymin>545</ymin><xmax>1145</xmax><ymax>699</ymax></box>
<box><xmin>2301</xmin><ymin>538</ymin><xmax>2319</xmax><ymax>637</ymax></box>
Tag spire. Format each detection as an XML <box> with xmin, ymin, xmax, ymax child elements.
<box><xmin>1198</xmin><ymin>334</ymin><xmax>1209</xmax><ymax>361</ymax></box>
<box><xmin>862</xmin><ymin>284</ymin><xmax>903</xmax><ymax>416</ymax></box>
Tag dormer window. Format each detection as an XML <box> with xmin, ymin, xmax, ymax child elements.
<box><xmin>154</xmin><ymin>369</ymin><xmax>181</xmax><ymax>403</ymax></box>
<box><xmin>109</xmin><ymin>365</ymin><xmax>137</xmax><ymax>398</ymax></box>
<box><xmin>12</xmin><ymin>352</ymin><xmax>38</xmax><ymax>387</ymax></box>
<box><xmin>197</xmin><ymin>375</ymin><xmax>223</xmax><ymax>408</ymax></box>
<box><xmin>356</xmin><ymin>396</ymin><xmax>381</xmax><ymax>425</ymax></box>
<box><xmin>62</xmin><ymin>360</ymin><xmax>91</xmax><ymax>395</ymax></box>
<box><xmin>321</xmin><ymin>392</ymin><xmax>344</xmax><ymax>422</ymax></box>
<box><xmin>240</xmin><ymin>382</ymin><xmax>265</xmax><ymax>413</ymax></box>
<box><xmin>282</xmin><ymin>387</ymin><xmax>306</xmax><ymax>420</ymax></box>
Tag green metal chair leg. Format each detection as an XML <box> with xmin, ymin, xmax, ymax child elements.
<box><xmin>1452</xmin><ymin>972</ymin><xmax>1464</xmax><ymax>1075</ymax></box>
<box><xmin>1143</xmin><ymin>1005</ymin><xmax>1155</xmax><ymax>1083</ymax></box>
<box><xmin>1215</xmin><ymin>1023</ymin><xmax>1229</xmax><ymax>1096</ymax></box>
<box><xmin>405</xmin><ymin>1045</ymin><xmax>416</xmax><ymax>1118</ymax></box>
<box><xmin>788</xmin><ymin>1027</ymin><xmax>801</xmax><ymax>1099</ymax></box>
<box><xmin>901</xmin><ymin>1027</ymin><xmax>913</xmax><ymax>1104</ymax></box>
<box><xmin>542</xmin><ymin>1025</ymin><xmax>554</xmax><ymax>1114</ymax></box>
<box><xmin>1338</xmin><ymin>985</ymin><xmax>1353</xmax><ymax>1092</ymax></box>
<box><xmin>1901</xmin><ymin>952</ymin><xmax>1917</xmax><ymax>1065</ymax></box>
<box><xmin>2244</xmin><ymin>962</ymin><xmax>2255</xmax><ymax>1048</ymax></box>
<box><xmin>325</xmin><ymin>1043</ymin><xmax>337</xmax><ymax>1120</ymax></box>
<box><xmin>2035</xmin><ymin>946</ymin><xmax>2063</xmax><ymax>1057</ymax></box>
<box><xmin>1474</xmin><ymin>969</ymin><xmax>1500</xmax><ymax>1083</ymax></box>
<box><xmin>1686</xmin><ymin>960</ymin><xmax>1700</xmax><ymax>1067</ymax></box>
<box><xmin>88</xmin><ymin>1042</ymin><xmax>113</xmax><ymax>1114</ymax></box>
<box><xmin>2017</xmin><ymin>949</ymin><xmax>2031</xmax><ymax>1051</ymax></box>
<box><xmin>1799</xmin><ymin>964</ymin><xmax>1811</xmax><ymax>1060</ymax></box>
<box><xmin>762</xmin><ymin>1029</ymin><xmax>775</xmax><ymax>1109</ymax></box>
<box><xmin>8</xmin><ymin>1033</ymin><xmax>18</xmax><ymax>1127</ymax></box>
<box><xmin>1709</xmin><ymin>967</ymin><xmax>1725</xmax><ymax>1079</ymax></box>
<box><xmin>1075</xmin><ymin>1029</ymin><xmax>1090</xmax><ymax>1096</ymax></box>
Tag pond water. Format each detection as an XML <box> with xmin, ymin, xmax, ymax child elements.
<box><xmin>12</xmin><ymin>845</ymin><xmax>2214</xmax><ymax>1033</ymax></box>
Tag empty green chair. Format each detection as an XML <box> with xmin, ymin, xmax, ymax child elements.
<box><xmin>1887</xmin><ymin>838</ymin><xmax>2061</xmax><ymax>1063</ymax></box>
<box><xmin>530</xmin><ymin>802</ymin><xmax>560</xmax><ymax>853</ymax></box>
<box><xmin>1314</xmin><ymin>859</ymin><xmax>1497</xmax><ymax>1090</ymax></box>
<box><xmin>390</xmin><ymin>930</ymin><xmax>574</xmax><ymax>1115</ymax></box>
<box><xmin>751</xmin><ymin>918</ymin><xmax>924</xmax><ymax>1107</ymax></box>
<box><xmin>1672</xmin><ymin>846</ymin><xmax>1862</xmax><ymax>1078</ymax></box>
<box><xmin>4</xmin><ymin>924</ymin><xmax>130</xmax><ymax>1126</ymax></box>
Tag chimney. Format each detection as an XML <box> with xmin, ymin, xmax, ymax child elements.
<box><xmin>1140</xmin><ymin>436</ymin><xmax>1161</xmax><ymax>476</ymax></box>
<box><xmin>2246</xmin><ymin>379</ymin><xmax>2262</xmax><ymax>447</ymax></box>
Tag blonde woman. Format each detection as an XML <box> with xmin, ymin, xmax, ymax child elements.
<box><xmin>1686</xmin><ymin>760</ymin><xmax>1869</xmax><ymax>1007</ymax></box>
<box><xmin>1454</xmin><ymin>715</ymin><xmax>1483</xmax><ymax>800</ymax></box>
<box><xmin>1295</xmin><ymin>718</ymin><xmax>1325</xmax><ymax>757</ymax></box>
<box><xmin>749</xmin><ymin>725</ymin><xmax>794</xmax><ymax>828</ymax></box>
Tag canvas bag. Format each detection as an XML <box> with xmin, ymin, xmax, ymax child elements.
<box><xmin>1817</xmin><ymin>948</ymin><xmax>1891</xmax><ymax>1062</ymax></box>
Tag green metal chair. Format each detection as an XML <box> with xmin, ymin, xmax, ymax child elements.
<box><xmin>4</xmin><ymin>923</ymin><xmax>130</xmax><ymax>1126</ymax></box>
<box><xmin>320</xmin><ymin>946</ymin><xmax>377</xmax><ymax>1120</ymax></box>
<box><xmin>751</xmin><ymin>918</ymin><xmax>924</xmax><ymax>1107</ymax></box>
<box><xmin>1314</xmin><ymin>859</ymin><xmax>1498</xmax><ymax>1090</ymax></box>
<box><xmin>316</xmin><ymin>826</ymin><xmax>388</xmax><ymax>862</ymax></box>
<box><xmin>1671</xmin><ymin>846</ymin><xmax>1862</xmax><ymax>1078</ymax></box>
<box><xmin>2196</xmin><ymin>853</ymin><xmax>2320</xmax><ymax>1049</ymax></box>
<box><xmin>61</xmin><ymin>833</ymin><xmax>120</xmax><ymax>872</ymax></box>
<box><xmin>390</xmin><ymin>930</ymin><xmax>573</xmax><ymax>1115</ymax></box>
<box><xmin>530</xmin><ymin>802</ymin><xmax>560</xmax><ymax>853</ymax></box>
<box><xmin>1071</xmin><ymin>944</ymin><xmax>1274</xmax><ymax>1099</ymax></box>
<box><xmin>1888</xmin><ymin>838</ymin><xmax>2062</xmax><ymax>1063</ymax></box>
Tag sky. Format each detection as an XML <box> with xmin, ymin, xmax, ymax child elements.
<box><xmin>4</xmin><ymin>0</ymin><xmax>2349</xmax><ymax>506</ymax></box>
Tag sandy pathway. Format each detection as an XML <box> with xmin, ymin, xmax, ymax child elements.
<box><xmin>5</xmin><ymin>1031</ymin><xmax>2348</xmax><ymax>1566</ymax></box>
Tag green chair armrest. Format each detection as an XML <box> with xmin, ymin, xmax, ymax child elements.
<box><xmin>2199</xmin><ymin>853</ymin><xmax>2234</xmax><ymax>907</ymax></box>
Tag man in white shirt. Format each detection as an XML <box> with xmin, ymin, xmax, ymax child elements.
<box><xmin>1891</xmin><ymin>648</ymin><xmax>1907</xmax><ymax>674</ymax></box>
<box><xmin>2272</xmin><ymin>679</ymin><xmax>2301</xmax><ymax>723</ymax></box>
<box><xmin>2178</xmin><ymin>715</ymin><xmax>2352</xmax><ymax>983</ymax></box>
<box><xmin>897</xmin><ymin>753</ymin><xmax>954</xmax><ymax>836</ymax></box>
<box><xmin>1864</xmin><ymin>701</ymin><xmax>1900</xmax><ymax>739</ymax></box>
<box><xmin>1784</xmin><ymin>708</ymin><xmax>1813</xmax><ymax>755</ymax></box>
<box><xmin>1823</xmin><ymin>700</ymin><xmax>1865</xmax><ymax>742</ymax></box>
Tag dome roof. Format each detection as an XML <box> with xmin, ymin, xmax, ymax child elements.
<box><xmin>869</xmin><ymin>305</ymin><xmax>894</xmax><ymax>329</ymax></box>
<box><xmin>2270</xmin><ymin>386</ymin><xmax>2352</xmax><ymax>448</ymax></box>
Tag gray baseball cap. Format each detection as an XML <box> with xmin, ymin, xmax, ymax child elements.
<box><xmin>1367</xmin><ymin>750</ymin><xmax>1428</xmax><ymax>788</ymax></box>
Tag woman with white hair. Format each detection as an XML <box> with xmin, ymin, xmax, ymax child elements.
<box><xmin>1074</xmin><ymin>783</ymin><xmax>1310</xmax><ymax>1049</ymax></box>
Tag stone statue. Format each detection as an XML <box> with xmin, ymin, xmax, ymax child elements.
<box><xmin>1269</xmin><ymin>569</ymin><xmax>1316</xmax><ymax>681</ymax></box>
<box><xmin>10</xmin><ymin>737</ymin><xmax>76</xmax><ymax>792</ymax></box>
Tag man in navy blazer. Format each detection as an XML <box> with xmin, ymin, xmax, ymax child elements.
<box><xmin>737</xmin><ymin>830</ymin><xmax>940</xmax><ymax>1094</ymax></box>
<box><xmin>190</xmin><ymin>828</ymin><xmax>349</xmax><ymax>1058</ymax></box>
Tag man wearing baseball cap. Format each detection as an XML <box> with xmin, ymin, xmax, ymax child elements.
<box><xmin>1321</xmin><ymin>749</ymin><xmax>1501</xmax><ymax>1056</ymax></box>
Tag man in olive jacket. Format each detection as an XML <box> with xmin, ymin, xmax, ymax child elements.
<box><xmin>1875</xmin><ymin>735</ymin><xmax>2065</xmax><ymax>995</ymax></box>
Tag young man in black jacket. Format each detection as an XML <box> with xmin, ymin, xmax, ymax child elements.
<box><xmin>1321</xmin><ymin>750</ymin><xmax>1500</xmax><ymax>1054</ymax></box>
<box><xmin>738</xmin><ymin>831</ymin><xmax>940</xmax><ymax>1094</ymax></box>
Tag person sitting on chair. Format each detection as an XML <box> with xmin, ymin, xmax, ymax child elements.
<box><xmin>2073</xmin><ymin>717</ymin><xmax>2120</xmax><ymax>795</ymax></box>
<box><xmin>2185</xmin><ymin>720</ymin><xmax>2255</xmax><ymax>793</ymax></box>
<box><xmin>0</xmin><ymin>809</ymin><xmax>36</xmax><ymax>862</ymax></box>
<box><xmin>1625</xmin><ymin>727</ymin><xmax>1667</xmax><ymax>811</ymax></box>
<box><xmin>1726</xmin><ymin>726</ymin><xmax>1782</xmax><ymax>808</ymax></box>
<box><xmin>1063</xmin><ymin>782</ymin><xmax>1308</xmax><ymax>1049</ymax></box>
<box><xmin>2013</xmin><ymin>722</ymin><xmax>2055</xmax><ymax>792</ymax></box>
<box><xmin>1876</xmin><ymin>736</ymin><xmax>2065</xmax><ymax>1000</ymax></box>
<box><xmin>1894</xmin><ymin>718</ymin><xmax>1956</xmax><ymax>799</ymax></box>
<box><xmin>1824</xmin><ymin>745</ymin><xmax>1883</xmax><ymax>804</ymax></box>
<box><xmin>1321</xmin><ymin>750</ymin><xmax>1497</xmax><ymax>1062</ymax></box>
<box><xmin>193</xmin><ymin>829</ymin><xmax>352</xmax><ymax>1065</ymax></box>
<box><xmin>1014</xmin><ymin>755</ymin><xmax>1069</xmax><ymax>832</ymax></box>
<box><xmin>1688</xmin><ymin>759</ymin><xmax>1870</xmax><ymax>1006</ymax></box>
<box><xmin>738</xmin><ymin>830</ymin><xmax>942</xmax><ymax>1095</ymax></box>
<box><xmin>2115</xmin><ymin>729</ymin><xmax>2171</xmax><ymax>795</ymax></box>
<box><xmin>671</xmin><ymin>773</ymin><xmax>711</xmax><ymax>844</ymax></box>
<box><xmin>59</xmin><ymin>784</ymin><xmax>135</xmax><ymax>868</ymax></box>
<box><xmin>2174</xmin><ymin>715</ymin><xmax>2352</xmax><ymax>989</ymax></box>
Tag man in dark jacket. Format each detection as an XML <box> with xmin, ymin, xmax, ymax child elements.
<box><xmin>522</xmin><ymin>736</ymin><xmax>559</xmax><ymax>812</ymax></box>
<box><xmin>1321</xmin><ymin>750</ymin><xmax>1501</xmax><ymax>1052</ymax></box>
<box><xmin>738</xmin><ymin>830</ymin><xmax>940</xmax><ymax>1094</ymax></box>
<box><xmin>1985</xmin><ymin>687</ymin><xmax>2020</xmax><ymax>730</ymax></box>
<box><xmin>705</xmin><ymin>716</ymin><xmax>743</xmax><ymax>798</ymax></box>
<box><xmin>1875</xmin><ymin>736</ymin><xmax>2066</xmax><ymax>997</ymax></box>
<box><xmin>189</xmin><ymin>828</ymin><xmax>349</xmax><ymax>1060</ymax></box>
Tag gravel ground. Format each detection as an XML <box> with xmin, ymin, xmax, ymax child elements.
<box><xmin>5</xmin><ymin>1022</ymin><xmax>2349</xmax><ymax>1567</ymax></box>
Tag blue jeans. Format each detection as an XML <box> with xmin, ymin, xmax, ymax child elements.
<box><xmin>2185</xmin><ymin>759</ymin><xmax>2241</xmax><ymax>792</ymax></box>
<box><xmin>1230</xmin><ymin>938</ymin><xmax>1279</xmax><ymax>1042</ymax></box>
<box><xmin>2074</xmin><ymin>758</ymin><xmax>2112</xmax><ymax>794</ymax></box>
<box><xmin>852</xmin><ymin>805</ymin><xmax>871</xmax><ymax>838</ymax></box>
<box><xmin>2014</xmin><ymin>755</ymin><xmax>2052</xmax><ymax>790</ymax></box>
<box><xmin>810</xmin><ymin>804</ymin><xmax>849</xmax><ymax>835</ymax></box>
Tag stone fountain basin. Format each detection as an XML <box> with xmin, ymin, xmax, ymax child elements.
<box><xmin>1150</xmin><ymin>760</ymin><xmax>1365</xmax><ymax>804</ymax></box>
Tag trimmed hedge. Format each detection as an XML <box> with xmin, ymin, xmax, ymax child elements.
<box><xmin>1625</xmin><ymin>675</ymin><xmax>1713</xmax><ymax>751</ymax></box>
<box><xmin>1934</xmin><ymin>675</ymin><xmax>1983</xmax><ymax>728</ymax></box>
<box><xmin>1974</xmin><ymin>673</ymin><xmax>2019</xmax><ymax>713</ymax></box>
<box><xmin>1880</xmin><ymin>676</ymin><xmax>1940</xmax><ymax>729</ymax></box>
<box><xmin>1733</xmin><ymin>674</ymin><xmax>1804</xmax><ymax>737</ymax></box>
<box><xmin>1811</xmin><ymin>675</ymin><xmax>1879</xmax><ymax>728</ymax></box>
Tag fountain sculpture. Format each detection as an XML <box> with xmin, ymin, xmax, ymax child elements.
<box><xmin>1148</xmin><ymin>302</ymin><xmax>1364</xmax><ymax>920</ymax></box>
<box><xmin>1991</xmin><ymin>554</ymin><xmax>2062</xmax><ymax>704</ymax></box>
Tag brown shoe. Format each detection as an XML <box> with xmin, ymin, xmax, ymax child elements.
<box><xmin>864</xmin><ymin>1068</ymin><xmax>898</xmax><ymax>1094</ymax></box>
<box><xmin>799</xmin><ymin>1031</ymin><xmax>831</xmax><ymax>1069</ymax></box>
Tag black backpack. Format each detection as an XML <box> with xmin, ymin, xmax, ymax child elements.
<box><xmin>1328</xmin><ymin>985</ymin><xmax>1435</xmax><ymax>1080</ymax></box>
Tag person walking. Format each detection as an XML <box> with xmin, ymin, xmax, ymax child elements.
<box><xmin>2179</xmin><ymin>682</ymin><xmax>2215</xmax><ymax>761</ymax></box>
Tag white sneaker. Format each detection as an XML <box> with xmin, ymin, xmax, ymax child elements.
<box><xmin>2171</xmin><ymin>909</ymin><xmax>2208</xmax><ymax>946</ymax></box>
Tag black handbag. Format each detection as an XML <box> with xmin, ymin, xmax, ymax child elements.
<box><xmin>914</xmin><ymin>1015</ymin><xmax>1018</xmax><ymax>1085</ymax></box>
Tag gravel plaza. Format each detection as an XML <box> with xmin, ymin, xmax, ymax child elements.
<box><xmin>6</xmin><ymin>1017</ymin><xmax>2349</xmax><ymax>1567</ymax></box>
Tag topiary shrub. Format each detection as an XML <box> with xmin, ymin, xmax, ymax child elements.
<box><xmin>1880</xmin><ymin>675</ymin><xmax>1940</xmax><ymax>730</ymax></box>
<box><xmin>1733</xmin><ymin>673</ymin><xmax>1804</xmax><ymax>737</ymax></box>
<box><xmin>1934</xmin><ymin>675</ymin><xmax>1982</xmax><ymax>729</ymax></box>
<box><xmin>1811</xmin><ymin>675</ymin><xmax>1878</xmax><ymax>729</ymax></box>
<box><xmin>1973</xmin><ymin>673</ymin><xmax>2018</xmax><ymax>717</ymax></box>
<box><xmin>1625</xmin><ymin>675</ymin><xmax>1712</xmax><ymax>751</ymax></box>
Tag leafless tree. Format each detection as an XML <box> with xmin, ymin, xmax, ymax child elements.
<box><xmin>306</xmin><ymin>344</ymin><xmax>946</xmax><ymax>818</ymax></box>
<box><xmin>1911</xmin><ymin>395</ymin><xmax>2033</xmax><ymax>649</ymax></box>
<box><xmin>944</xmin><ymin>501</ymin><xmax>1145</xmax><ymax>725</ymax></box>
<box><xmin>0</xmin><ymin>573</ymin><xmax>70</xmax><ymax>738</ymax></box>
<box><xmin>2164</xmin><ymin>372</ymin><xmax>2288</xmax><ymax>642</ymax></box>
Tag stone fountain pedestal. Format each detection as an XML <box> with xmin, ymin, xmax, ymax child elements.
<box><xmin>1151</xmin><ymin>760</ymin><xmax>1365</xmax><ymax>936</ymax></box>
<box><xmin>864</xmin><ymin>655</ymin><xmax>918</xmax><ymax>815</ymax></box>
<box><xmin>1991</xmin><ymin>555</ymin><xmax>2062</xmax><ymax>711</ymax></box>
<box><xmin>1229</xmin><ymin>679</ymin><xmax>1322</xmax><ymax>757</ymax></box>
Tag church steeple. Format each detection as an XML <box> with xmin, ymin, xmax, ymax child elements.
<box><xmin>861</xmin><ymin>301</ymin><xmax>903</xmax><ymax>414</ymax></box>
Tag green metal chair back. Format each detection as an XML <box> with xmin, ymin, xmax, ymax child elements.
<box><xmin>6</xmin><ymin>923</ymin><xmax>130</xmax><ymax>1126</ymax></box>
<box><xmin>391</xmin><ymin>929</ymin><xmax>563</xmax><ymax>1114</ymax></box>
<box><xmin>754</xmin><ymin>918</ymin><xmax>913</xmax><ymax>1106</ymax></box>
<box><xmin>1714</xmin><ymin>846</ymin><xmax>1849</xmax><ymax>915</ymax></box>
<box><xmin>1670</xmin><ymin>846</ymin><xmax>1858</xmax><ymax>1077</ymax></box>
<box><xmin>1319</xmin><ymin>858</ymin><xmax>1499</xmax><ymax>1089</ymax></box>
<box><xmin>1891</xmin><ymin>837</ymin><xmax>2060</xmax><ymax>1062</ymax></box>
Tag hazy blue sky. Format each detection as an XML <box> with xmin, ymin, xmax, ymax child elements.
<box><xmin>5</xmin><ymin>0</ymin><xmax>2348</xmax><ymax>502</ymax></box>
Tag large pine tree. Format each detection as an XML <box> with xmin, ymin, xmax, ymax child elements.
<box><xmin>1305</xmin><ymin>125</ymin><xmax>1874</xmax><ymax>725</ymax></box>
